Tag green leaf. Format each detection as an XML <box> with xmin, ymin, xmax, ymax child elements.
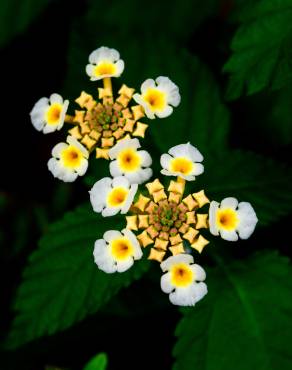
<box><xmin>6</xmin><ymin>204</ymin><xmax>149</xmax><ymax>348</ymax></box>
<box><xmin>0</xmin><ymin>0</ymin><xmax>49</xmax><ymax>47</ymax></box>
<box><xmin>195</xmin><ymin>150</ymin><xmax>292</xmax><ymax>226</ymax></box>
<box><xmin>173</xmin><ymin>251</ymin><xmax>292</xmax><ymax>370</ymax></box>
<box><xmin>223</xmin><ymin>0</ymin><xmax>292</xmax><ymax>99</ymax></box>
<box><xmin>86</xmin><ymin>0</ymin><xmax>219</xmax><ymax>42</ymax></box>
<box><xmin>83</xmin><ymin>352</ymin><xmax>108</xmax><ymax>370</ymax></box>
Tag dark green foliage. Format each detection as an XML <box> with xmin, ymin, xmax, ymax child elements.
<box><xmin>6</xmin><ymin>205</ymin><xmax>149</xmax><ymax>348</ymax></box>
<box><xmin>224</xmin><ymin>0</ymin><xmax>292</xmax><ymax>99</ymax></box>
<box><xmin>87</xmin><ymin>0</ymin><xmax>219</xmax><ymax>42</ymax></box>
<box><xmin>173</xmin><ymin>251</ymin><xmax>292</xmax><ymax>370</ymax></box>
<box><xmin>196</xmin><ymin>150</ymin><xmax>292</xmax><ymax>225</ymax></box>
<box><xmin>0</xmin><ymin>0</ymin><xmax>49</xmax><ymax>47</ymax></box>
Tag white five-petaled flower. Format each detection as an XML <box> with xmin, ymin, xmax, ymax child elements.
<box><xmin>86</xmin><ymin>46</ymin><xmax>125</xmax><ymax>81</ymax></box>
<box><xmin>160</xmin><ymin>143</ymin><xmax>204</xmax><ymax>181</ymax></box>
<box><xmin>109</xmin><ymin>138</ymin><xmax>152</xmax><ymax>184</ymax></box>
<box><xmin>93</xmin><ymin>229</ymin><xmax>143</xmax><ymax>273</ymax></box>
<box><xmin>89</xmin><ymin>176</ymin><xmax>138</xmax><ymax>217</ymax></box>
<box><xmin>133</xmin><ymin>76</ymin><xmax>180</xmax><ymax>119</ymax></box>
<box><xmin>48</xmin><ymin>136</ymin><xmax>89</xmax><ymax>182</ymax></box>
<box><xmin>209</xmin><ymin>197</ymin><xmax>258</xmax><ymax>241</ymax></box>
<box><xmin>160</xmin><ymin>254</ymin><xmax>207</xmax><ymax>306</ymax></box>
<box><xmin>30</xmin><ymin>93</ymin><xmax>69</xmax><ymax>134</ymax></box>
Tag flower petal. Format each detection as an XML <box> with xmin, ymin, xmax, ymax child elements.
<box><xmin>104</xmin><ymin>230</ymin><xmax>122</xmax><ymax>243</ymax></box>
<box><xmin>121</xmin><ymin>183</ymin><xmax>138</xmax><ymax>214</ymax></box>
<box><xmin>209</xmin><ymin>201</ymin><xmax>219</xmax><ymax>236</ymax></box>
<box><xmin>220</xmin><ymin>197</ymin><xmax>238</xmax><ymax>210</ymax></box>
<box><xmin>236</xmin><ymin>202</ymin><xmax>258</xmax><ymax>239</ymax></box>
<box><xmin>155</xmin><ymin>105</ymin><xmax>173</xmax><ymax>118</ymax></box>
<box><xmin>161</xmin><ymin>272</ymin><xmax>174</xmax><ymax>293</ymax></box>
<box><xmin>160</xmin><ymin>254</ymin><xmax>194</xmax><ymax>272</ymax></box>
<box><xmin>116</xmin><ymin>258</ymin><xmax>134</xmax><ymax>272</ymax></box>
<box><xmin>220</xmin><ymin>229</ymin><xmax>238</xmax><ymax>241</ymax></box>
<box><xmin>140</xmin><ymin>150</ymin><xmax>152</xmax><ymax>167</ymax></box>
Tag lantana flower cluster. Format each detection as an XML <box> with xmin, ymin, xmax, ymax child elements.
<box><xmin>30</xmin><ymin>46</ymin><xmax>180</xmax><ymax>182</ymax></box>
<box><xmin>90</xmin><ymin>142</ymin><xmax>258</xmax><ymax>306</ymax></box>
<box><xmin>30</xmin><ymin>46</ymin><xmax>258</xmax><ymax>307</ymax></box>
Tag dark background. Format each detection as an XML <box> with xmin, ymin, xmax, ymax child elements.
<box><xmin>0</xmin><ymin>0</ymin><xmax>291</xmax><ymax>369</ymax></box>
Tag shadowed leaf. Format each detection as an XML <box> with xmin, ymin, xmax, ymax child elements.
<box><xmin>173</xmin><ymin>251</ymin><xmax>292</xmax><ymax>370</ymax></box>
<box><xmin>6</xmin><ymin>204</ymin><xmax>149</xmax><ymax>348</ymax></box>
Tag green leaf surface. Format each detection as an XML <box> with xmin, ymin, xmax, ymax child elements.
<box><xmin>195</xmin><ymin>150</ymin><xmax>292</xmax><ymax>226</ymax></box>
<box><xmin>173</xmin><ymin>251</ymin><xmax>292</xmax><ymax>370</ymax></box>
<box><xmin>83</xmin><ymin>352</ymin><xmax>108</xmax><ymax>370</ymax></box>
<box><xmin>86</xmin><ymin>0</ymin><xmax>219</xmax><ymax>42</ymax></box>
<box><xmin>0</xmin><ymin>0</ymin><xmax>49</xmax><ymax>47</ymax></box>
<box><xmin>223</xmin><ymin>0</ymin><xmax>292</xmax><ymax>99</ymax></box>
<box><xmin>6</xmin><ymin>204</ymin><xmax>149</xmax><ymax>348</ymax></box>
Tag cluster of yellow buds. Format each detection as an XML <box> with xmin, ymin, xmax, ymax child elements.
<box><xmin>30</xmin><ymin>46</ymin><xmax>180</xmax><ymax>182</ymax></box>
<box><xmin>91</xmin><ymin>143</ymin><xmax>258</xmax><ymax>306</ymax></box>
<box><xmin>128</xmin><ymin>178</ymin><xmax>210</xmax><ymax>262</ymax></box>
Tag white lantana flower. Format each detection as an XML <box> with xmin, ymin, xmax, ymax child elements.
<box><xmin>209</xmin><ymin>197</ymin><xmax>258</xmax><ymax>241</ymax></box>
<box><xmin>89</xmin><ymin>176</ymin><xmax>138</xmax><ymax>217</ymax></box>
<box><xmin>86</xmin><ymin>46</ymin><xmax>125</xmax><ymax>81</ymax></box>
<box><xmin>160</xmin><ymin>254</ymin><xmax>207</xmax><ymax>306</ymax></box>
<box><xmin>109</xmin><ymin>138</ymin><xmax>152</xmax><ymax>184</ymax></box>
<box><xmin>94</xmin><ymin>229</ymin><xmax>143</xmax><ymax>273</ymax></box>
<box><xmin>30</xmin><ymin>93</ymin><xmax>69</xmax><ymax>134</ymax></box>
<box><xmin>48</xmin><ymin>136</ymin><xmax>89</xmax><ymax>182</ymax></box>
<box><xmin>133</xmin><ymin>76</ymin><xmax>180</xmax><ymax>119</ymax></box>
<box><xmin>160</xmin><ymin>143</ymin><xmax>204</xmax><ymax>181</ymax></box>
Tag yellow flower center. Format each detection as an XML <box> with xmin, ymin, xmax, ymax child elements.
<box><xmin>170</xmin><ymin>157</ymin><xmax>193</xmax><ymax>175</ymax></box>
<box><xmin>107</xmin><ymin>187</ymin><xmax>128</xmax><ymax>207</ymax></box>
<box><xmin>170</xmin><ymin>263</ymin><xmax>194</xmax><ymax>288</ymax></box>
<box><xmin>94</xmin><ymin>62</ymin><xmax>116</xmax><ymax>77</ymax></box>
<box><xmin>61</xmin><ymin>146</ymin><xmax>83</xmax><ymax>168</ymax></box>
<box><xmin>117</xmin><ymin>148</ymin><xmax>141</xmax><ymax>172</ymax></box>
<box><xmin>216</xmin><ymin>208</ymin><xmax>239</xmax><ymax>231</ymax></box>
<box><xmin>110</xmin><ymin>238</ymin><xmax>133</xmax><ymax>260</ymax></box>
<box><xmin>143</xmin><ymin>88</ymin><xmax>166</xmax><ymax>111</ymax></box>
<box><xmin>46</xmin><ymin>103</ymin><xmax>62</xmax><ymax>125</ymax></box>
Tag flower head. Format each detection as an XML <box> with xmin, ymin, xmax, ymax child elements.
<box><xmin>126</xmin><ymin>178</ymin><xmax>210</xmax><ymax>262</ymax></box>
<box><xmin>160</xmin><ymin>143</ymin><xmax>204</xmax><ymax>180</ymax></box>
<box><xmin>89</xmin><ymin>176</ymin><xmax>138</xmax><ymax>217</ymax></box>
<box><xmin>209</xmin><ymin>197</ymin><xmax>258</xmax><ymax>241</ymax></box>
<box><xmin>30</xmin><ymin>93</ymin><xmax>69</xmax><ymax>134</ymax></box>
<box><xmin>109</xmin><ymin>138</ymin><xmax>152</xmax><ymax>184</ymax></box>
<box><xmin>86</xmin><ymin>46</ymin><xmax>125</xmax><ymax>81</ymax></box>
<box><xmin>68</xmin><ymin>88</ymin><xmax>148</xmax><ymax>160</ymax></box>
<box><xmin>48</xmin><ymin>136</ymin><xmax>89</xmax><ymax>182</ymax></box>
<box><xmin>133</xmin><ymin>76</ymin><xmax>180</xmax><ymax>119</ymax></box>
<box><xmin>93</xmin><ymin>229</ymin><xmax>143</xmax><ymax>273</ymax></box>
<box><xmin>160</xmin><ymin>254</ymin><xmax>207</xmax><ymax>306</ymax></box>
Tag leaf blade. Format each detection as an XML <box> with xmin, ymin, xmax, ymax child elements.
<box><xmin>223</xmin><ymin>0</ymin><xmax>292</xmax><ymax>99</ymax></box>
<box><xmin>6</xmin><ymin>204</ymin><xmax>149</xmax><ymax>348</ymax></box>
<box><xmin>173</xmin><ymin>251</ymin><xmax>292</xmax><ymax>370</ymax></box>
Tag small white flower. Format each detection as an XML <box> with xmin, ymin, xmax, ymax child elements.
<box><xmin>160</xmin><ymin>142</ymin><xmax>204</xmax><ymax>181</ymax></box>
<box><xmin>30</xmin><ymin>93</ymin><xmax>69</xmax><ymax>134</ymax></box>
<box><xmin>160</xmin><ymin>254</ymin><xmax>207</xmax><ymax>306</ymax></box>
<box><xmin>93</xmin><ymin>229</ymin><xmax>143</xmax><ymax>273</ymax></box>
<box><xmin>109</xmin><ymin>138</ymin><xmax>152</xmax><ymax>184</ymax></box>
<box><xmin>133</xmin><ymin>76</ymin><xmax>180</xmax><ymax>119</ymax></box>
<box><xmin>86</xmin><ymin>46</ymin><xmax>125</xmax><ymax>81</ymax></box>
<box><xmin>48</xmin><ymin>136</ymin><xmax>89</xmax><ymax>182</ymax></box>
<box><xmin>209</xmin><ymin>197</ymin><xmax>258</xmax><ymax>241</ymax></box>
<box><xmin>89</xmin><ymin>176</ymin><xmax>138</xmax><ymax>217</ymax></box>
